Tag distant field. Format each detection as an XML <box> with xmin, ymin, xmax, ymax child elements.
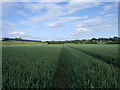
<box><xmin>2</xmin><ymin>44</ymin><xmax>120</xmax><ymax>88</ymax></box>
<box><xmin>1</xmin><ymin>41</ymin><xmax>46</xmax><ymax>45</ymax></box>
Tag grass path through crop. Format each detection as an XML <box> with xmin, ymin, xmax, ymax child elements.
<box><xmin>56</xmin><ymin>44</ymin><xmax>68</xmax><ymax>88</ymax></box>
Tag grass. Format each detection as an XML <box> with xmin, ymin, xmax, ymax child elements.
<box><xmin>2</xmin><ymin>43</ymin><xmax>120</xmax><ymax>88</ymax></box>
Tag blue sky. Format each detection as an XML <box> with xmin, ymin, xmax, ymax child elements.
<box><xmin>1</xmin><ymin>2</ymin><xmax>118</xmax><ymax>41</ymax></box>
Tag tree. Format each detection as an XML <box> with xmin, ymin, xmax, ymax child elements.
<box><xmin>15</xmin><ymin>37</ymin><xmax>22</xmax><ymax>40</ymax></box>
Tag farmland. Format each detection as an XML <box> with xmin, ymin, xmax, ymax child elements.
<box><xmin>2</xmin><ymin>43</ymin><xmax>120</xmax><ymax>89</ymax></box>
<box><xmin>1</xmin><ymin>41</ymin><xmax>46</xmax><ymax>45</ymax></box>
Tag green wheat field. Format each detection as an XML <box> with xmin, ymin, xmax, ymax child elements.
<box><xmin>2</xmin><ymin>43</ymin><xmax>120</xmax><ymax>88</ymax></box>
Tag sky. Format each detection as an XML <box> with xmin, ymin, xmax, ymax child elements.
<box><xmin>1</xmin><ymin>1</ymin><xmax>118</xmax><ymax>41</ymax></box>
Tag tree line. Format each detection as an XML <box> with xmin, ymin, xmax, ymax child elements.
<box><xmin>2</xmin><ymin>36</ymin><xmax>120</xmax><ymax>44</ymax></box>
<box><xmin>2</xmin><ymin>37</ymin><xmax>41</xmax><ymax>42</ymax></box>
<box><xmin>47</xmin><ymin>36</ymin><xmax>120</xmax><ymax>44</ymax></box>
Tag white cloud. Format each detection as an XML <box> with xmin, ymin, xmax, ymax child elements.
<box><xmin>84</xmin><ymin>17</ymin><xmax>104</xmax><ymax>23</ymax></box>
<box><xmin>19</xmin><ymin>16</ymin><xmax>44</xmax><ymax>25</ymax></box>
<box><xmin>15</xmin><ymin>10</ymin><xmax>29</xmax><ymax>16</ymax></box>
<box><xmin>19</xmin><ymin>15</ymin><xmax>85</xmax><ymax>26</ymax></box>
<box><xmin>55</xmin><ymin>16</ymin><xmax>81</xmax><ymax>24</ymax></box>
<box><xmin>100</xmin><ymin>3</ymin><xmax>118</xmax><ymax>14</ymax></box>
<box><xmin>82</xmin><ymin>16</ymin><xmax>89</xmax><ymax>19</ymax></box>
<box><xmin>71</xmin><ymin>15</ymin><xmax>117</xmax><ymax>36</ymax></box>
<box><xmin>31</xmin><ymin>25</ymin><xmax>38</xmax><ymax>28</ymax></box>
<box><xmin>9</xmin><ymin>31</ymin><xmax>25</xmax><ymax>35</ymax></box>
<box><xmin>63</xmin><ymin>2</ymin><xmax>101</xmax><ymax>15</ymax></box>
<box><xmin>2</xmin><ymin>21</ymin><xmax>16</xmax><ymax>26</ymax></box>
<box><xmin>2</xmin><ymin>2</ymin><xmax>23</xmax><ymax>16</ymax></box>
<box><xmin>18</xmin><ymin>2</ymin><xmax>101</xmax><ymax>26</ymax></box>
<box><xmin>104</xmin><ymin>14</ymin><xmax>115</xmax><ymax>17</ymax></box>
<box><xmin>46</xmin><ymin>16</ymin><xmax>85</xmax><ymax>29</ymax></box>
<box><xmin>84</xmin><ymin>16</ymin><xmax>117</xmax><ymax>25</ymax></box>
<box><xmin>1</xmin><ymin>27</ymin><xmax>15</xmax><ymax>30</ymax></box>
<box><xmin>23</xmin><ymin>2</ymin><xmax>45</xmax><ymax>12</ymax></box>
<box><xmin>0</xmin><ymin>3</ymin><xmax>2</xmax><ymax>17</ymax></box>
<box><xmin>76</xmin><ymin>27</ymin><xmax>90</xmax><ymax>32</ymax></box>
<box><xmin>47</xmin><ymin>23</ymin><xmax>68</xmax><ymax>30</ymax></box>
<box><xmin>70</xmin><ymin>0</ymin><xmax>97</xmax><ymax>2</ymax></box>
<box><xmin>70</xmin><ymin>27</ymin><xmax>90</xmax><ymax>39</ymax></box>
<box><xmin>1</xmin><ymin>0</ymin><xmax>66</xmax><ymax>2</ymax></box>
<box><xmin>100</xmin><ymin>5</ymin><xmax>112</xmax><ymax>14</ymax></box>
<box><xmin>1</xmin><ymin>0</ymin><xmax>119</xmax><ymax>2</ymax></box>
<box><xmin>48</xmin><ymin>23</ymin><xmax>57</xmax><ymax>27</ymax></box>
